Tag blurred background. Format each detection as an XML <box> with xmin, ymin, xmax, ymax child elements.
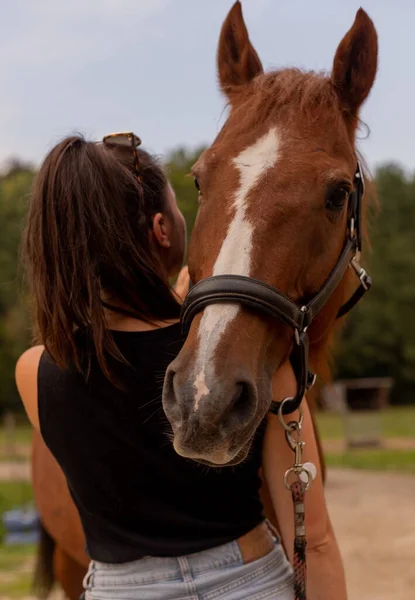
<box><xmin>0</xmin><ymin>1</ymin><xmax>414</xmax><ymax>599</ymax></box>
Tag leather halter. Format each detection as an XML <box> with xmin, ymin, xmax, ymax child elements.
<box><xmin>181</xmin><ymin>163</ymin><xmax>372</xmax><ymax>415</ymax></box>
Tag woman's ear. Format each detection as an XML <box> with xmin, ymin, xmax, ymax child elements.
<box><xmin>152</xmin><ymin>213</ymin><xmax>171</xmax><ymax>249</ymax></box>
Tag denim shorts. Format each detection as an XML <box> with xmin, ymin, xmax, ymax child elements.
<box><xmin>83</xmin><ymin>527</ymin><xmax>294</xmax><ymax>600</ymax></box>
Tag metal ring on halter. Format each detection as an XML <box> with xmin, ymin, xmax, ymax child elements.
<box><xmin>284</xmin><ymin>467</ymin><xmax>312</xmax><ymax>492</ymax></box>
<box><xmin>277</xmin><ymin>398</ymin><xmax>304</xmax><ymax>432</ymax></box>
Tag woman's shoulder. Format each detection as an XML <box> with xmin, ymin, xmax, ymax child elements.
<box><xmin>15</xmin><ymin>345</ymin><xmax>45</xmax><ymax>430</ymax></box>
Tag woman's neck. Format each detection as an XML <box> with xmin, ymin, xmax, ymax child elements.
<box><xmin>102</xmin><ymin>301</ymin><xmax>179</xmax><ymax>332</ymax></box>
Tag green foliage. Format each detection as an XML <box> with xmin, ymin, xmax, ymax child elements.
<box><xmin>165</xmin><ymin>145</ymin><xmax>205</xmax><ymax>249</ymax></box>
<box><xmin>0</xmin><ymin>165</ymin><xmax>34</xmax><ymax>412</ymax></box>
<box><xmin>0</xmin><ymin>151</ymin><xmax>414</xmax><ymax>412</ymax></box>
<box><xmin>334</xmin><ymin>163</ymin><xmax>415</xmax><ymax>404</ymax></box>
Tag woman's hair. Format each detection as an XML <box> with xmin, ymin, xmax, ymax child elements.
<box><xmin>23</xmin><ymin>135</ymin><xmax>181</xmax><ymax>381</ymax></box>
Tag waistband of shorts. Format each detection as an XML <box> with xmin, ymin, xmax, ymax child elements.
<box><xmin>235</xmin><ymin>519</ymin><xmax>277</xmax><ymax>564</ymax></box>
<box><xmin>86</xmin><ymin>519</ymin><xmax>279</xmax><ymax>584</ymax></box>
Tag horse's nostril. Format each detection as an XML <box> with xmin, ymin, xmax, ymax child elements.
<box><xmin>162</xmin><ymin>368</ymin><xmax>182</xmax><ymax>423</ymax></box>
<box><xmin>223</xmin><ymin>381</ymin><xmax>256</xmax><ymax>428</ymax></box>
<box><xmin>233</xmin><ymin>382</ymin><xmax>252</xmax><ymax>418</ymax></box>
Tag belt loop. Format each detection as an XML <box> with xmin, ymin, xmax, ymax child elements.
<box><xmin>264</xmin><ymin>518</ymin><xmax>280</xmax><ymax>542</ymax></box>
<box><xmin>82</xmin><ymin>561</ymin><xmax>96</xmax><ymax>592</ymax></box>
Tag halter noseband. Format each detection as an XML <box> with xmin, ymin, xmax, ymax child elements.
<box><xmin>181</xmin><ymin>162</ymin><xmax>371</xmax><ymax>415</ymax></box>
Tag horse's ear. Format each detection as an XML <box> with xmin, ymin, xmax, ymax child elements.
<box><xmin>217</xmin><ymin>1</ymin><xmax>263</xmax><ymax>101</ymax></box>
<box><xmin>332</xmin><ymin>8</ymin><xmax>378</xmax><ymax>117</ymax></box>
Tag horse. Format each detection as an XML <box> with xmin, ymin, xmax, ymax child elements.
<box><xmin>30</xmin><ymin>2</ymin><xmax>377</xmax><ymax>598</ymax></box>
<box><xmin>31</xmin><ymin>431</ymin><xmax>88</xmax><ymax>599</ymax></box>
<box><xmin>162</xmin><ymin>1</ymin><xmax>377</xmax><ymax>468</ymax></box>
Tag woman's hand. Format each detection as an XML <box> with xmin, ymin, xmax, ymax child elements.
<box><xmin>174</xmin><ymin>265</ymin><xmax>190</xmax><ymax>301</ymax></box>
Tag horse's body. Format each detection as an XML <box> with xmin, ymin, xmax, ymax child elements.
<box><xmin>30</xmin><ymin>2</ymin><xmax>377</xmax><ymax>597</ymax></box>
<box><xmin>31</xmin><ymin>431</ymin><xmax>88</xmax><ymax>599</ymax></box>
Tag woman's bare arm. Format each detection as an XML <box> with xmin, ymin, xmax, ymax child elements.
<box><xmin>262</xmin><ymin>363</ymin><xmax>347</xmax><ymax>599</ymax></box>
<box><xmin>15</xmin><ymin>345</ymin><xmax>44</xmax><ymax>430</ymax></box>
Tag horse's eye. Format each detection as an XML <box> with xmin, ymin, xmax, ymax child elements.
<box><xmin>326</xmin><ymin>186</ymin><xmax>349</xmax><ymax>211</ymax></box>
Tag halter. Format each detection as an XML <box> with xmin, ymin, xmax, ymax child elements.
<box><xmin>180</xmin><ymin>162</ymin><xmax>371</xmax><ymax>415</ymax></box>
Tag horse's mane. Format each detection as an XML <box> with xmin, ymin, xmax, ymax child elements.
<box><xmin>230</xmin><ymin>68</ymin><xmax>344</xmax><ymax>130</ymax></box>
<box><xmin>258</xmin><ymin>69</ymin><xmax>341</xmax><ymax>119</ymax></box>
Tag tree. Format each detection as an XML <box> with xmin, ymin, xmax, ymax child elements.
<box><xmin>0</xmin><ymin>148</ymin><xmax>204</xmax><ymax>413</ymax></box>
<box><xmin>0</xmin><ymin>165</ymin><xmax>35</xmax><ymax>411</ymax></box>
<box><xmin>165</xmin><ymin>145</ymin><xmax>206</xmax><ymax>247</ymax></box>
<box><xmin>334</xmin><ymin>164</ymin><xmax>415</xmax><ymax>403</ymax></box>
<box><xmin>0</xmin><ymin>152</ymin><xmax>414</xmax><ymax>411</ymax></box>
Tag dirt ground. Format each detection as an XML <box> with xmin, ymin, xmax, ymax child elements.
<box><xmin>0</xmin><ymin>461</ymin><xmax>30</xmax><ymax>481</ymax></box>
<box><xmin>1</xmin><ymin>467</ymin><xmax>414</xmax><ymax>600</ymax></box>
<box><xmin>325</xmin><ymin>468</ymin><xmax>415</xmax><ymax>600</ymax></box>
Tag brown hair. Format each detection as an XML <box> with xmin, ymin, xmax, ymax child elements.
<box><xmin>23</xmin><ymin>135</ymin><xmax>181</xmax><ymax>380</ymax></box>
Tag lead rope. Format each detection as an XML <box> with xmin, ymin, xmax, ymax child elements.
<box><xmin>291</xmin><ymin>480</ymin><xmax>307</xmax><ymax>600</ymax></box>
<box><xmin>278</xmin><ymin>400</ymin><xmax>314</xmax><ymax>600</ymax></box>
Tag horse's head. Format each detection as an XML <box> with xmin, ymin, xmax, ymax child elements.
<box><xmin>163</xmin><ymin>1</ymin><xmax>378</xmax><ymax>466</ymax></box>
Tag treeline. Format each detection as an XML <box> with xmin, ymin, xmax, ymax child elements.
<box><xmin>0</xmin><ymin>150</ymin><xmax>414</xmax><ymax>411</ymax></box>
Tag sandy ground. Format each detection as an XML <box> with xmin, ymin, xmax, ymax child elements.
<box><xmin>0</xmin><ymin>461</ymin><xmax>30</xmax><ymax>481</ymax></box>
<box><xmin>324</xmin><ymin>468</ymin><xmax>415</xmax><ymax>600</ymax></box>
<box><xmin>1</xmin><ymin>467</ymin><xmax>414</xmax><ymax>600</ymax></box>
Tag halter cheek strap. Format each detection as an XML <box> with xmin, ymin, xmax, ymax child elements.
<box><xmin>181</xmin><ymin>162</ymin><xmax>371</xmax><ymax>415</ymax></box>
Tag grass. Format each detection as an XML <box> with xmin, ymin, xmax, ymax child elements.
<box><xmin>0</xmin><ymin>572</ymin><xmax>33</xmax><ymax>599</ymax></box>
<box><xmin>0</xmin><ymin>421</ymin><xmax>32</xmax><ymax>462</ymax></box>
<box><xmin>316</xmin><ymin>405</ymin><xmax>415</xmax><ymax>474</ymax></box>
<box><xmin>316</xmin><ymin>405</ymin><xmax>415</xmax><ymax>440</ymax></box>
<box><xmin>0</xmin><ymin>424</ymin><xmax>32</xmax><ymax>447</ymax></box>
<box><xmin>0</xmin><ymin>544</ymin><xmax>35</xmax><ymax>571</ymax></box>
<box><xmin>0</xmin><ymin>481</ymin><xmax>35</xmax><ymax>539</ymax></box>
<box><xmin>0</xmin><ymin>481</ymin><xmax>34</xmax><ymax>514</ymax></box>
<box><xmin>325</xmin><ymin>448</ymin><xmax>415</xmax><ymax>474</ymax></box>
<box><xmin>0</xmin><ymin>482</ymin><xmax>36</xmax><ymax>598</ymax></box>
<box><xmin>0</xmin><ymin>544</ymin><xmax>35</xmax><ymax>598</ymax></box>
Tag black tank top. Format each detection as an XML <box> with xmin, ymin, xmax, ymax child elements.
<box><xmin>38</xmin><ymin>323</ymin><xmax>266</xmax><ymax>563</ymax></box>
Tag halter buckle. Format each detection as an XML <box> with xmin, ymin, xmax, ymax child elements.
<box><xmin>351</xmin><ymin>257</ymin><xmax>370</xmax><ymax>291</ymax></box>
<box><xmin>294</xmin><ymin>306</ymin><xmax>308</xmax><ymax>345</ymax></box>
<box><xmin>306</xmin><ymin>371</ymin><xmax>317</xmax><ymax>391</ymax></box>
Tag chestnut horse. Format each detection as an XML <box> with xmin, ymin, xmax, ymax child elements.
<box><xmin>31</xmin><ymin>431</ymin><xmax>88</xmax><ymax>599</ymax></box>
<box><xmin>30</xmin><ymin>2</ymin><xmax>377</xmax><ymax>598</ymax></box>
<box><xmin>162</xmin><ymin>1</ymin><xmax>377</xmax><ymax>466</ymax></box>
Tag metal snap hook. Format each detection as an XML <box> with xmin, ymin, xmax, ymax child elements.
<box><xmin>278</xmin><ymin>399</ymin><xmax>304</xmax><ymax>432</ymax></box>
<box><xmin>284</xmin><ymin>467</ymin><xmax>312</xmax><ymax>492</ymax></box>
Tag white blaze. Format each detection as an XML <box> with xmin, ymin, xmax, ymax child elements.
<box><xmin>193</xmin><ymin>127</ymin><xmax>280</xmax><ymax>408</ymax></box>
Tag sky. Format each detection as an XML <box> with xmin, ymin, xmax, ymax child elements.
<box><xmin>0</xmin><ymin>0</ymin><xmax>414</xmax><ymax>174</ymax></box>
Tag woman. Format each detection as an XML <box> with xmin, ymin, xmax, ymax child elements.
<box><xmin>16</xmin><ymin>132</ymin><xmax>346</xmax><ymax>599</ymax></box>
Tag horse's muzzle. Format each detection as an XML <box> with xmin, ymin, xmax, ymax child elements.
<box><xmin>162</xmin><ymin>363</ymin><xmax>259</xmax><ymax>465</ymax></box>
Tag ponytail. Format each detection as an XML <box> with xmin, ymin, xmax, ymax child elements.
<box><xmin>23</xmin><ymin>135</ymin><xmax>180</xmax><ymax>381</ymax></box>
